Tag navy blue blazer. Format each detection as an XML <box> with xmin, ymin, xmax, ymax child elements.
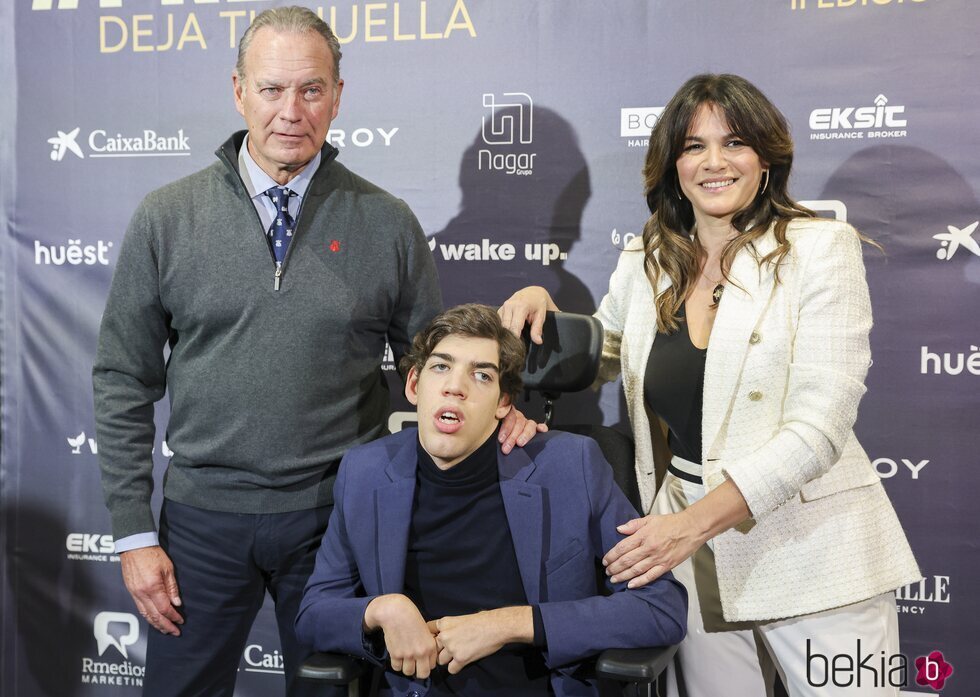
<box><xmin>296</xmin><ymin>429</ymin><xmax>687</xmax><ymax>696</ymax></box>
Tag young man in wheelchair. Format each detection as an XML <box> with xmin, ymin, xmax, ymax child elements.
<box><xmin>296</xmin><ymin>304</ymin><xmax>687</xmax><ymax>696</ymax></box>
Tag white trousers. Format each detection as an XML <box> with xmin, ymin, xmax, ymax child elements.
<box><xmin>654</xmin><ymin>467</ymin><xmax>902</xmax><ymax>697</ymax></box>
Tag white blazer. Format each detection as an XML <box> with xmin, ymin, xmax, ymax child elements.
<box><xmin>595</xmin><ymin>218</ymin><xmax>920</xmax><ymax>621</ymax></box>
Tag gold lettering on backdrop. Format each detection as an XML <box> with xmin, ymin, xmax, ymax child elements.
<box><xmin>132</xmin><ymin>13</ymin><xmax>155</xmax><ymax>51</ymax></box>
<box><xmin>444</xmin><ymin>0</ymin><xmax>475</xmax><ymax>37</ymax></box>
<box><xmin>792</xmin><ymin>0</ymin><xmax>926</xmax><ymax>8</ymax></box>
<box><xmin>99</xmin><ymin>12</ymin><xmax>206</xmax><ymax>53</ymax></box>
<box><xmin>177</xmin><ymin>12</ymin><xmax>206</xmax><ymax>49</ymax></box>
<box><xmin>393</xmin><ymin>2</ymin><xmax>416</xmax><ymax>40</ymax></box>
<box><xmin>327</xmin><ymin>5</ymin><xmax>359</xmax><ymax>43</ymax></box>
<box><xmin>100</xmin><ymin>15</ymin><xmax>128</xmax><ymax>52</ymax></box>
<box><xmin>364</xmin><ymin>3</ymin><xmax>387</xmax><ymax>42</ymax></box>
<box><xmin>419</xmin><ymin>1</ymin><xmax>442</xmax><ymax>39</ymax></box>
<box><xmin>92</xmin><ymin>2</ymin><xmax>477</xmax><ymax>52</ymax></box>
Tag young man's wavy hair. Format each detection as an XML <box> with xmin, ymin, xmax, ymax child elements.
<box><xmin>641</xmin><ymin>73</ymin><xmax>816</xmax><ymax>333</ymax></box>
<box><xmin>399</xmin><ymin>304</ymin><xmax>526</xmax><ymax>404</ymax></box>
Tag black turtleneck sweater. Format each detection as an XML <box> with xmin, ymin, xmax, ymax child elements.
<box><xmin>401</xmin><ymin>431</ymin><xmax>551</xmax><ymax>696</ymax></box>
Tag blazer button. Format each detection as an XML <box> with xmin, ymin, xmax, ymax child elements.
<box><xmin>749</xmin><ymin>331</ymin><xmax>761</xmax><ymax>345</ymax></box>
<box><xmin>748</xmin><ymin>390</ymin><xmax>763</xmax><ymax>401</ymax></box>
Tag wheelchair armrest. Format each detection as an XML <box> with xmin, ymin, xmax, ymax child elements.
<box><xmin>298</xmin><ymin>652</ymin><xmax>368</xmax><ymax>684</ymax></box>
<box><xmin>595</xmin><ymin>645</ymin><xmax>677</xmax><ymax>683</ymax></box>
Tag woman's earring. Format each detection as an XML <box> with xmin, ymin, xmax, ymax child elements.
<box><xmin>759</xmin><ymin>169</ymin><xmax>770</xmax><ymax>196</ymax></box>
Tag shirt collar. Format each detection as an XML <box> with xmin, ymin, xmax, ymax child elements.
<box><xmin>238</xmin><ymin>133</ymin><xmax>321</xmax><ymax>201</ymax></box>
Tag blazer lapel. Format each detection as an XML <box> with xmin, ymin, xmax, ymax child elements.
<box><xmin>375</xmin><ymin>437</ymin><xmax>417</xmax><ymax>594</ymax></box>
<box><xmin>498</xmin><ymin>447</ymin><xmax>544</xmax><ymax>605</ymax></box>
<box><xmin>702</xmin><ymin>229</ymin><xmax>779</xmax><ymax>460</ymax></box>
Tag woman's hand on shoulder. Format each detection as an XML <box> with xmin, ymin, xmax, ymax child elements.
<box><xmin>498</xmin><ymin>287</ymin><xmax>559</xmax><ymax>345</ymax></box>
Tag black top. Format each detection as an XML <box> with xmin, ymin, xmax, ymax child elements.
<box><xmin>402</xmin><ymin>431</ymin><xmax>551</xmax><ymax>696</ymax></box>
<box><xmin>644</xmin><ymin>306</ymin><xmax>708</xmax><ymax>464</ymax></box>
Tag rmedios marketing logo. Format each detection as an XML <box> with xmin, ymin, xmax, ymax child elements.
<box><xmin>82</xmin><ymin>611</ymin><xmax>145</xmax><ymax>687</ymax></box>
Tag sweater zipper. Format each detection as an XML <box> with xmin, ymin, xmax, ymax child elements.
<box><xmin>274</xmin><ymin>264</ymin><xmax>283</xmax><ymax>291</ymax></box>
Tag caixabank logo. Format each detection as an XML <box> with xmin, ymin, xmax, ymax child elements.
<box><xmin>81</xmin><ymin>611</ymin><xmax>145</xmax><ymax>687</ymax></box>
<box><xmin>478</xmin><ymin>92</ymin><xmax>536</xmax><ymax>176</ymax></box>
<box><xmin>808</xmin><ymin>95</ymin><xmax>907</xmax><ymax>141</ymax></box>
<box><xmin>242</xmin><ymin>644</ymin><xmax>285</xmax><ymax>676</ymax></box>
<box><xmin>933</xmin><ymin>221</ymin><xmax>979</xmax><ymax>261</ymax></box>
<box><xmin>47</xmin><ymin>125</ymin><xmax>190</xmax><ymax>161</ymax></box>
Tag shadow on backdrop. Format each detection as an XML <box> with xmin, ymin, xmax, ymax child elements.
<box><xmin>432</xmin><ymin>105</ymin><xmax>602</xmax><ymax>427</ymax></box>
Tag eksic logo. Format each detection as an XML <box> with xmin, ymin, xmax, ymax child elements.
<box><xmin>479</xmin><ymin>92</ymin><xmax>536</xmax><ymax>175</ymax></box>
<box><xmin>67</xmin><ymin>533</ymin><xmax>115</xmax><ymax>554</ymax></box>
<box><xmin>933</xmin><ymin>221</ymin><xmax>979</xmax><ymax>261</ymax></box>
<box><xmin>326</xmin><ymin>127</ymin><xmax>398</xmax><ymax>148</ymax></box>
<box><xmin>67</xmin><ymin>533</ymin><xmax>119</xmax><ymax>562</ymax></box>
<box><xmin>620</xmin><ymin>107</ymin><xmax>664</xmax><ymax>147</ymax></box>
<box><xmin>82</xmin><ymin>612</ymin><xmax>145</xmax><ymax>686</ymax></box>
<box><xmin>920</xmin><ymin>345</ymin><xmax>980</xmax><ymax>376</ymax></box>
<box><xmin>47</xmin><ymin>126</ymin><xmax>190</xmax><ymax>160</ymax></box>
<box><xmin>808</xmin><ymin>95</ymin><xmax>907</xmax><ymax>141</ymax></box>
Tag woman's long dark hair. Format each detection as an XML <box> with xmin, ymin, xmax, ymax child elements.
<box><xmin>641</xmin><ymin>74</ymin><xmax>814</xmax><ymax>333</ymax></box>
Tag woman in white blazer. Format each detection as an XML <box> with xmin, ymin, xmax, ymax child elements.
<box><xmin>501</xmin><ymin>74</ymin><xmax>919</xmax><ymax>696</ymax></box>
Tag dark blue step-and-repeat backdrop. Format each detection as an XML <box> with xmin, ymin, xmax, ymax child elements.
<box><xmin>2</xmin><ymin>1</ymin><xmax>977</xmax><ymax>695</ymax></box>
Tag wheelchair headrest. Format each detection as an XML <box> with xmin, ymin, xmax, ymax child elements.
<box><xmin>521</xmin><ymin>312</ymin><xmax>603</xmax><ymax>394</ymax></box>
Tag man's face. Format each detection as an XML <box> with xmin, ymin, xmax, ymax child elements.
<box><xmin>406</xmin><ymin>335</ymin><xmax>512</xmax><ymax>470</ymax></box>
<box><xmin>233</xmin><ymin>27</ymin><xmax>342</xmax><ymax>185</ymax></box>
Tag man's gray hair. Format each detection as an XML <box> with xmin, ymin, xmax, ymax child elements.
<box><xmin>236</xmin><ymin>6</ymin><xmax>342</xmax><ymax>85</ymax></box>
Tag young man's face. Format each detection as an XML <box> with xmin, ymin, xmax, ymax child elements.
<box><xmin>406</xmin><ymin>335</ymin><xmax>512</xmax><ymax>470</ymax></box>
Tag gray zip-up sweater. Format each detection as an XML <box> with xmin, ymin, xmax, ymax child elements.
<box><xmin>93</xmin><ymin>131</ymin><xmax>442</xmax><ymax>539</ymax></box>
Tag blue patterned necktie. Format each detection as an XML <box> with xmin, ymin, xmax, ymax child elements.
<box><xmin>263</xmin><ymin>186</ymin><xmax>298</xmax><ymax>266</ymax></box>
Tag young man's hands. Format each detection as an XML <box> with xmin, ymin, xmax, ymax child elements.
<box><xmin>364</xmin><ymin>597</ymin><xmax>534</xmax><ymax>678</ymax></box>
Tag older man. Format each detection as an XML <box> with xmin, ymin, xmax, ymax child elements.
<box><xmin>93</xmin><ymin>8</ymin><xmax>534</xmax><ymax>696</ymax></box>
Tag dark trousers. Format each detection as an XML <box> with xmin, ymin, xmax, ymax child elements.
<box><xmin>142</xmin><ymin>499</ymin><xmax>342</xmax><ymax>697</ymax></box>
